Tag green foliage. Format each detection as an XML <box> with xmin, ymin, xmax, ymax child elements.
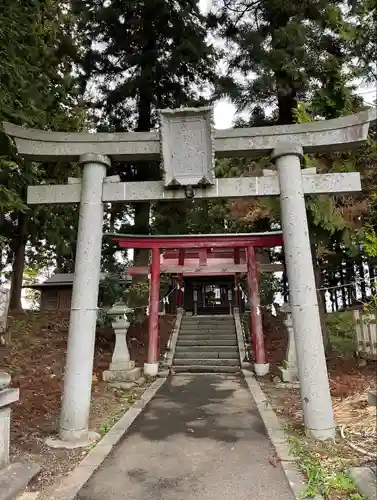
<box><xmin>97</xmin><ymin>387</ymin><xmax>145</xmax><ymax>437</ymax></box>
<box><xmin>326</xmin><ymin>312</ymin><xmax>356</xmax><ymax>354</ymax></box>
<box><xmin>259</xmin><ymin>273</ymin><xmax>281</xmax><ymax>307</ymax></box>
<box><xmin>0</xmin><ymin>0</ymin><xmax>86</xmax><ymax>304</ymax></box>
<box><xmin>362</xmin><ymin>225</ymin><xmax>377</xmax><ymax>258</ymax></box>
<box><xmin>22</xmin><ymin>266</ymin><xmax>45</xmax><ymax>310</ymax></box>
<box><xmin>98</xmin><ymin>276</ymin><xmax>125</xmax><ymax>310</ymax></box>
<box><xmin>240</xmin><ymin>273</ymin><xmax>281</xmax><ymax>308</ymax></box>
<box><xmin>124</xmin><ymin>275</ymin><xmax>170</xmax><ymax>324</ymax></box>
<box><xmin>74</xmin><ymin>0</ymin><xmax>218</xmax><ymax>130</ymax></box>
<box><xmin>347</xmin><ymin>0</ymin><xmax>377</xmax><ymax>83</ymax></box>
<box><xmin>363</xmin><ymin>288</ymin><xmax>377</xmax><ymax>319</ymax></box>
<box><xmin>71</xmin><ymin>0</ymin><xmax>220</xmax><ymax>256</ymax></box>
<box><xmin>215</xmin><ymin>0</ymin><xmax>363</xmax><ymax>123</ymax></box>
<box><xmin>210</xmin><ymin>0</ymin><xmax>374</xmax><ymax>281</ymax></box>
<box><xmin>289</xmin><ymin>436</ymin><xmax>364</xmax><ymax>499</ymax></box>
<box><xmin>326</xmin><ymin>311</ymin><xmax>355</xmax><ymax>338</ymax></box>
<box><xmin>125</xmin><ymin>280</ymin><xmax>151</xmax><ymax>324</ymax></box>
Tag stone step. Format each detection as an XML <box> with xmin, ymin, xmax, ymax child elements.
<box><xmin>174</xmin><ymin>358</ymin><xmax>239</xmax><ymax>366</ymax></box>
<box><xmin>181</xmin><ymin>320</ymin><xmax>235</xmax><ymax>326</ymax></box>
<box><xmin>179</xmin><ymin>329</ymin><xmax>236</xmax><ymax>335</ymax></box>
<box><xmin>182</xmin><ymin>317</ymin><xmax>234</xmax><ymax>321</ymax></box>
<box><xmin>182</xmin><ymin>316</ymin><xmax>234</xmax><ymax>323</ymax></box>
<box><xmin>177</xmin><ymin>335</ymin><xmax>237</xmax><ymax>342</ymax></box>
<box><xmin>179</xmin><ymin>332</ymin><xmax>236</xmax><ymax>337</ymax></box>
<box><xmin>177</xmin><ymin>339</ymin><xmax>238</xmax><ymax>347</ymax></box>
<box><xmin>175</xmin><ymin>345</ymin><xmax>238</xmax><ymax>353</ymax></box>
<box><xmin>173</xmin><ymin>365</ymin><xmax>240</xmax><ymax>373</ymax></box>
<box><xmin>183</xmin><ymin>314</ymin><xmax>233</xmax><ymax>318</ymax></box>
<box><xmin>181</xmin><ymin>322</ymin><xmax>235</xmax><ymax>328</ymax></box>
<box><xmin>174</xmin><ymin>351</ymin><xmax>239</xmax><ymax>359</ymax></box>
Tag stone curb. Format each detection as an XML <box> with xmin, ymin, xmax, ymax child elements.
<box><xmin>39</xmin><ymin>377</ymin><xmax>167</xmax><ymax>500</ymax></box>
<box><xmin>233</xmin><ymin>309</ymin><xmax>248</xmax><ymax>369</ymax></box>
<box><xmin>349</xmin><ymin>466</ymin><xmax>377</xmax><ymax>500</ymax></box>
<box><xmin>242</xmin><ymin>370</ymin><xmax>324</xmax><ymax>500</ymax></box>
<box><xmin>165</xmin><ymin>309</ymin><xmax>184</xmax><ymax>367</ymax></box>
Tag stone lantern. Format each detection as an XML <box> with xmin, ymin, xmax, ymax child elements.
<box><xmin>278</xmin><ymin>303</ymin><xmax>299</xmax><ymax>384</ymax></box>
<box><xmin>0</xmin><ymin>371</ymin><xmax>40</xmax><ymax>490</ymax></box>
<box><xmin>103</xmin><ymin>302</ymin><xmax>142</xmax><ymax>387</ymax></box>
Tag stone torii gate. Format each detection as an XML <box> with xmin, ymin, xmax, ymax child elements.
<box><xmin>3</xmin><ymin>106</ymin><xmax>376</xmax><ymax>445</ymax></box>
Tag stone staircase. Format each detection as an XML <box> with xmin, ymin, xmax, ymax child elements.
<box><xmin>173</xmin><ymin>315</ymin><xmax>240</xmax><ymax>373</ymax></box>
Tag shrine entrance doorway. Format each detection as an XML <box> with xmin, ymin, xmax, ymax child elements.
<box><xmin>200</xmin><ymin>283</ymin><xmax>230</xmax><ymax>315</ymax></box>
<box><xmin>184</xmin><ymin>277</ymin><xmax>238</xmax><ymax>316</ymax></box>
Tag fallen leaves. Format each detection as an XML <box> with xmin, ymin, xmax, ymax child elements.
<box><xmin>4</xmin><ymin>310</ymin><xmax>176</xmax><ymax>492</ymax></box>
<box><xmin>268</xmin><ymin>453</ymin><xmax>281</xmax><ymax>467</ymax></box>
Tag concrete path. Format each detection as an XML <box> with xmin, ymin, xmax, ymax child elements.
<box><xmin>78</xmin><ymin>374</ymin><xmax>294</xmax><ymax>500</ymax></box>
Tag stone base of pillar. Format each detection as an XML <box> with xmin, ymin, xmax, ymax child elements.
<box><xmin>0</xmin><ymin>384</ymin><xmax>19</xmax><ymax>468</ymax></box>
<box><xmin>46</xmin><ymin>430</ymin><xmax>100</xmax><ymax>450</ymax></box>
<box><xmin>0</xmin><ymin>407</ymin><xmax>10</xmax><ymax>469</ymax></box>
<box><xmin>278</xmin><ymin>365</ymin><xmax>299</xmax><ymax>384</ymax></box>
<box><xmin>306</xmin><ymin>426</ymin><xmax>335</xmax><ymax>441</ymax></box>
<box><xmin>108</xmin><ymin>360</ymin><xmax>135</xmax><ymax>371</ymax></box>
<box><xmin>103</xmin><ymin>364</ymin><xmax>142</xmax><ymax>385</ymax></box>
<box><xmin>254</xmin><ymin>363</ymin><xmax>270</xmax><ymax>377</ymax></box>
<box><xmin>275</xmin><ymin>381</ymin><xmax>300</xmax><ymax>390</ymax></box>
<box><xmin>109</xmin><ymin>379</ymin><xmax>145</xmax><ymax>390</ymax></box>
<box><xmin>144</xmin><ymin>362</ymin><xmax>159</xmax><ymax>377</ymax></box>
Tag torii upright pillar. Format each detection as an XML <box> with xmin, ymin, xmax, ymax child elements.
<box><xmin>272</xmin><ymin>143</ymin><xmax>334</xmax><ymax>440</ymax></box>
<box><xmin>59</xmin><ymin>154</ymin><xmax>110</xmax><ymax>445</ymax></box>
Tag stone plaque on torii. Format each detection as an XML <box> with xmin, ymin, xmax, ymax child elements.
<box><xmin>3</xmin><ymin>106</ymin><xmax>376</xmax><ymax>446</ymax></box>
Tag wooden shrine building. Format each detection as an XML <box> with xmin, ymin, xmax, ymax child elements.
<box><xmin>111</xmin><ymin>231</ymin><xmax>284</xmax><ymax>370</ymax></box>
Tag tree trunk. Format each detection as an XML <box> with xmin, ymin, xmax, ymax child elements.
<box><xmin>132</xmin><ymin>23</ymin><xmax>158</xmax><ymax>268</ymax></box>
<box><xmin>133</xmin><ymin>203</ymin><xmax>151</xmax><ymax>266</ymax></box>
<box><xmin>9</xmin><ymin>213</ymin><xmax>28</xmax><ymax>310</ymax></box>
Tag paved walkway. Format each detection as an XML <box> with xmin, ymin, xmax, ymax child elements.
<box><xmin>78</xmin><ymin>374</ymin><xmax>294</xmax><ymax>500</ymax></box>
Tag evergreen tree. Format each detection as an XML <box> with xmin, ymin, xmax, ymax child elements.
<box><xmin>348</xmin><ymin>0</ymin><xmax>377</xmax><ymax>83</ymax></box>
<box><xmin>214</xmin><ymin>0</ymin><xmax>360</xmax><ymax>124</ymax></box>
<box><xmin>0</xmin><ymin>0</ymin><xmax>85</xmax><ymax>307</ymax></box>
<box><xmin>72</xmin><ymin>0</ymin><xmax>218</xmax><ymax>262</ymax></box>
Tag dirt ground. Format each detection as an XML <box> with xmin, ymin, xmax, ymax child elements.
<box><xmin>3</xmin><ymin>310</ymin><xmax>175</xmax><ymax>491</ymax></box>
<box><xmin>261</xmin><ymin>312</ymin><xmax>377</xmax><ymax>499</ymax></box>
<box><xmin>263</xmin><ymin>311</ymin><xmax>376</xmax><ymax>396</ymax></box>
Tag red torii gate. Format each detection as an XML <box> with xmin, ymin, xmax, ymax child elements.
<box><xmin>111</xmin><ymin>232</ymin><xmax>284</xmax><ymax>373</ymax></box>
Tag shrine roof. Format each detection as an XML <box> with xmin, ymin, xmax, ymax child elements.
<box><xmin>108</xmin><ymin>231</ymin><xmax>282</xmax><ymax>239</ymax></box>
<box><xmin>108</xmin><ymin>231</ymin><xmax>283</xmax><ymax>249</ymax></box>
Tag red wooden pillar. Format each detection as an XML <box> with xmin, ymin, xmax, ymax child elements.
<box><xmin>177</xmin><ymin>249</ymin><xmax>185</xmax><ymax>308</ymax></box>
<box><xmin>234</xmin><ymin>248</ymin><xmax>240</xmax><ymax>307</ymax></box>
<box><xmin>145</xmin><ymin>247</ymin><xmax>160</xmax><ymax>376</ymax></box>
<box><xmin>246</xmin><ymin>246</ymin><xmax>269</xmax><ymax>375</ymax></box>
